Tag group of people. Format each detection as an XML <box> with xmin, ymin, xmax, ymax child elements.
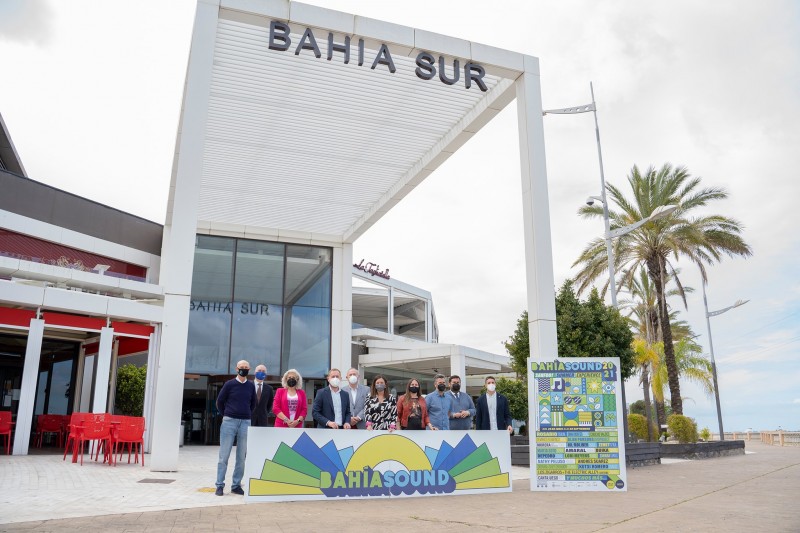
<box><xmin>214</xmin><ymin>360</ymin><xmax>514</xmax><ymax>495</ymax></box>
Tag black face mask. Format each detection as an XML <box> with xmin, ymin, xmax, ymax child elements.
<box><xmin>408</xmin><ymin>386</ymin><xmax>420</xmax><ymax>394</ymax></box>
<box><xmin>287</xmin><ymin>377</ymin><xmax>298</xmax><ymax>387</ymax></box>
<box><xmin>451</xmin><ymin>383</ymin><xmax>461</xmax><ymax>392</ymax></box>
<box><xmin>237</xmin><ymin>368</ymin><xmax>249</xmax><ymax>377</ymax></box>
<box><xmin>437</xmin><ymin>383</ymin><xmax>446</xmax><ymax>392</ymax></box>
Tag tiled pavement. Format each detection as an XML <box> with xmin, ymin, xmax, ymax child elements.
<box><xmin>2</xmin><ymin>441</ymin><xmax>799</xmax><ymax>531</ymax></box>
<box><xmin>0</xmin><ymin>444</ymin><xmax>531</xmax><ymax>524</ymax></box>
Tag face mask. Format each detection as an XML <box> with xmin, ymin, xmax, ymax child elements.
<box><xmin>329</xmin><ymin>377</ymin><xmax>341</xmax><ymax>388</ymax></box>
<box><xmin>348</xmin><ymin>375</ymin><xmax>358</xmax><ymax>385</ymax></box>
<box><xmin>408</xmin><ymin>386</ymin><xmax>420</xmax><ymax>394</ymax></box>
<box><xmin>451</xmin><ymin>383</ymin><xmax>461</xmax><ymax>392</ymax></box>
<box><xmin>375</xmin><ymin>384</ymin><xmax>386</xmax><ymax>392</ymax></box>
<box><xmin>437</xmin><ymin>383</ymin><xmax>446</xmax><ymax>392</ymax></box>
<box><xmin>237</xmin><ymin>368</ymin><xmax>249</xmax><ymax>377</ymax></box>
<box><xmin>487</xmin><ymin>383</ymin><xmax>496</xmax><ymax>392</ymax></box>
<box><xmin>255</xmin><ymin>371</ymin><xmax>266</xmax><ymax>380</ymax></box>
<box><xmin>287</xmin><ymin>377</ymin><xmax>297</xmax><ymax>387</ymax></box>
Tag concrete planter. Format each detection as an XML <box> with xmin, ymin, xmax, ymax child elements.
<box><xmin>659</xmin><ymin>440</ymin><xmax>745</xmax><ymax>460</ymax></box>
<box><xmin>509</xmin><ymin>437</ymin><xmax>745</xmax><ymax>467</ymax></box>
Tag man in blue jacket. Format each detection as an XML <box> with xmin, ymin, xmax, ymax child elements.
<box><xmin>475</xmin><ymin>376</ymin><xmax>514</xmax><ymax>434</ymax></box>
<box><xmin>215</xmin><ymin>360</ymin><xmax>257</xmax><ymax>496</ymax></box>
<box><xmin>312</xmin><ymin>368</ymin><xmax>352</xmax><ymax>429</ymax></box>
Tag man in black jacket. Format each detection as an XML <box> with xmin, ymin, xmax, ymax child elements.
<box><xmin>475</xmin><ymin>376</ymin><xmax>514</xmax><ymax>434</ymax></box>
<box><xmin>251</xmin><ymin>364</ymin><xmax>274</xmax><ymax>427</ymax></box>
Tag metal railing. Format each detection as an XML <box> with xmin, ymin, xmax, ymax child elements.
<box><xmin>711</xmin><ymin>431</ymin><xmax>800</xmax><ymax>446</ymax></box>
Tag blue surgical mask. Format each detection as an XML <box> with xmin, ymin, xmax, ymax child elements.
<box><xmin>255</xmin><ymin>371</ymin><xmax>266</xmax><ymax>380</ymax></box>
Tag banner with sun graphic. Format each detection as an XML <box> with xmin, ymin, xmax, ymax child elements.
<box><xmin>527</xmin><ymin>357</ymin><xmax>628</xmax><ymax>492</ymax></box>
<box><xmin>243</xmin><ymin>429</ymin><xmax>512</xmax><ymax>502</ymax></box>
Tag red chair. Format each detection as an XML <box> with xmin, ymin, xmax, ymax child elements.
<box><xmin>0</xmin><ymin>411</ymin><xmax>13</xmax><ymax>455</ymax></box>
<box><xmin>63</xmin><ymin>412</ymin><xmax>92</xmax><ymax>462</ymax></box>
<box><xmin>113</xmin><ymin>417</ymin><xmax>145</xmax><ymax>466</ymax></box>
<box><xmin>75</xmin><ymin>413</ymin><xmax>112</xmax><ymax>466</ymax></box>
<box><xmin>36</xmin><ymin>414</ymin><xmax>66</xmax><ymax>448</ymax></box>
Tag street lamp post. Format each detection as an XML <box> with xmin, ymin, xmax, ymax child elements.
<box><xmin>701</xmin><ymin>280</ymin><xmax>748</xmax><ymax>441</ymax></box>
<box><xmin>544</xmin><ymin>83</ymin><xmax>677</xmax><ymax>444</ymax></box>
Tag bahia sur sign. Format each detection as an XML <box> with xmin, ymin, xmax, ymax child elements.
<box><xmin>267</xmin><ymin>21</ymin><xmax>489</xmax><ymax>91</ymax></box>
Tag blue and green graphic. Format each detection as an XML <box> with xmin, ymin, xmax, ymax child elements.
<box><xmin>249</xmin><ymin>432</ymin><xmax>510</xmax><ymax>497</ymax></box>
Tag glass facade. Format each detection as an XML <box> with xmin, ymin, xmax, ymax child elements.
<box><xmin>186</xmin><ymin>235</ymin><xmax>332</xmax><ymax>378</ymax></box>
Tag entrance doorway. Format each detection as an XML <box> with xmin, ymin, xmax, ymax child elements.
<box><xmin>0</xmin><ymin>334</ymin><xmax>26</xmax><ymax>428</ymax></box>
<box><xmin>0</xmin><ymin>333</ymin><xmax>80</xmax><ymax>449</ymax></box>
<box><xmin>33</xmin><ymin>340</ymin><xmax>80</xmax><ymax>417</ymax></box>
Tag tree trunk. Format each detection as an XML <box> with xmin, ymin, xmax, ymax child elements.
<box><xmin>642</xmin><ymin>365</ymin><xmax>654</xmax><ymax>441</ymax></box>
<box><xmin>654</xmin><ymin>399</ymin><xmax>667</xmax><ymax>433</ymax></box>
<box><xmin>647</xmin><ymin>255</ymin><xmax>683</xmax><ymax>415</ymax></box>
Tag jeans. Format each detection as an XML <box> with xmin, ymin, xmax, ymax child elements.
<box><xmin>216</xmin><ymin>416</ymin><xmax>250</xmax><ymax>490</ymax></box>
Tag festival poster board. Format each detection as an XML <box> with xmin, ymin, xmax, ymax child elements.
<box><xmin>527</xmin><ymin>357</ymin><xmax>627</xmax><ymax>491</ymax></box>
<box><xmin>243</xmin><ymin>428</ymin><xmax>512</xmax><ymax>502</ymax></box>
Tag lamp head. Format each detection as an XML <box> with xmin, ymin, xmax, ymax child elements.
<box><xmin>586</xmin><ymin>195</ymin><xmax>603</xmax><ymax>206</ymax></box>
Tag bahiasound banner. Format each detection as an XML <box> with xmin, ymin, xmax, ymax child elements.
<box><xmin>243</xmin><ymin>428</ymin><xmax>512</xmax><ymax>502</ymax></box>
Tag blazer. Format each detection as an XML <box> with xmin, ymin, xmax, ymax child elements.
<box><xmin>272</xmin><ymin>387</ymin><xmax>308</xmax><ymax>428</ymax></box>
<box><xmin>251</xmin><ymin>380</ymin><xmax>275</xmax><ymax>427</ymax></box>
<box><xmin>475</xmin><ymin>392</ymin><xmax>512</xmax><ymax>430</ymax></box>
<box><xmin>312</xmin><ymin>387</ymin><xmax>352</xmax><ymax>428</ymax></box>
<box><xmin>396</xmin><ymin>394</ymin><xmax>430</xmax><ymax>429</ymax></box>
<box><xmin>343</xmin><ymin>384</ymin><xmax>370</xmax><ymax>429</ymax></box>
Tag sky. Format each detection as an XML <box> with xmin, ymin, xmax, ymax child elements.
<box><xmin>1</xmin><ymin>0</ymin><xmax>798</xmax><ymax>432</ymax></box>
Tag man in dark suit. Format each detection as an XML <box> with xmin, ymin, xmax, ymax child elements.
<box><xmin>475</xmin><ymin>376</ymin><xmax>514</xmax><ymax>434</ymax></box>
<box><xmin>251</xmin><ymin>364</ymin><xmax>274</xmax><ymax>427</ymax></box>
<box><xmin>312</xmin><ymin>368</ymin><xmax>352</xmax><ymax>429</ymax></box>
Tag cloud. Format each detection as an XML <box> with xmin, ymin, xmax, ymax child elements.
<box><xmin>0</xmin><ymin>0</ymin><xmax>53</xmax><ymax>45</ymax></box>
<box><xmin>794</xmin><ymin>399</ymin><xmax>800</xmax><ymax>405</ymax></box>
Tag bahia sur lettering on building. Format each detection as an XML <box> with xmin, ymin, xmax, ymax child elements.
<box><xmin>268</xmin><ymin>21</ymin><xmax>488</xmax><ymax>91</ymax></box>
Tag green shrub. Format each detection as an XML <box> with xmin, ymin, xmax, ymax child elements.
<box><xmin>667</xmin><ymin>414</ymin><xmax>698</xmax><ymax>443</ymax></box>
<box><xmin>116</xmin><ymin>363</ymin><xmax>147</xmax><ymax>416</ymax></box>
<box><xmin>699</xmin><ymin>427</ymin><xmax>711</xmax><ymax>441</ymax></box>
<box><xmin>628</xmin><ymin>413</ymin><xmax>648</xmax><ymax>441</ymax></box>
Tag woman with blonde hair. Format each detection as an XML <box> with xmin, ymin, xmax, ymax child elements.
<box><xmin>273</xmin><ymin>369</ymin><xmax>307</xmax><ymax>428</ymax></box>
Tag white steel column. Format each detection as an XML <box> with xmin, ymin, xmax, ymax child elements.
<box><xmin>331</xmin><ymin>244</ymin><xmax>353</xmax><ymax>373</ymax></box>
<box><xmin>450</xmin><ymin>352</ymin><xmax>467</xmax><ymax>382</ymax></box>
<box><xmin>13</xmin><ymin>318</ymin><xmax>44</xmax><ymax>455</ymax></box>
<box><xmin>388</xmin><ymin>286</ymin><xmax>394</xmax><ymax>336</ymax></box>
<box><xmin>151</xmin><ymin>0</ymin><xmax>219</xmax><ymax>471</ymax></box>
<box><xmin>92</xmin><ymin>327</ymin><xmax>115</xmax><ymax>413</ymax></box>
<box><xmin>516</xmin><ymin>57</ymin><xmax>558</xmax><ymax>361</ymax></box>
<box><xmin>142</xmin><ymin>327</ymin><xmax>160</xmax><ymax>453</ymax></box>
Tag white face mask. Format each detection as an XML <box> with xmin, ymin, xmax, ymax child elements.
<box><xmin>487</xmin><ymin>383</ymin><xmax>496</xmax><ymax>392</ymax></box>
<box><xmin>348</xmin><ymin>375</ymin><xmax>358</xmax><ymax>385</ymax></box>
<box><xmin>329</xmin><ymin>377</ymin><xmax>341</xmax><ymax>388</ymax></box>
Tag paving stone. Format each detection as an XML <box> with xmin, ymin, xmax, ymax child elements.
<box><xmin>1</xmin><ymin>442</ymin><xmax>799</xmax><ymax>531</ymax></box>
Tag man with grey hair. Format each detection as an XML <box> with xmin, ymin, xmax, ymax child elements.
<box><xmin>344</xmin><ymin>367</ymin><xmax>370</xmax><ymax>429</ymax></box>
<box><xmin>215</xmin><ymin>360</ymin><xmax>256</xmax><ymax>496</ymax></box>
<box><xmin>426</xmin><ymin>373</ymin><xmax>453</xmax><ymax>430</ymax></box>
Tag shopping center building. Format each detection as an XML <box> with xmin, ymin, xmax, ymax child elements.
<box><xmin>0</xmin><ymin>0</ymin><xmax>557</xmax><ymax>471</ymax></box>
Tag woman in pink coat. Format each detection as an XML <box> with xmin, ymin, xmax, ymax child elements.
<box><xmin>273</xmin><ymin>369</ymin><xmax>307</xmax><ymax>428</ymax></box>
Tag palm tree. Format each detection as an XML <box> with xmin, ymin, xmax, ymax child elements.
<box><xmin>573</xmin><ymin>164</ymin><xmax>751</xmax><ymax>415</ymax></box>
<box><xmin>631</xmin><ymin>338</ymin><xmax>659</xmax><ymax>441</ymax></box>
<box><xmin>651</xmin><ymin>336</ymin><xmax>714</xmax><ymax>415</ymax></box>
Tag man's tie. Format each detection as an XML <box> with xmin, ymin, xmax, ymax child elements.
<box><xmin>257</xmin><ymin>382</ymin><xmax>262</xmax><ymax>402</ymax></box>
